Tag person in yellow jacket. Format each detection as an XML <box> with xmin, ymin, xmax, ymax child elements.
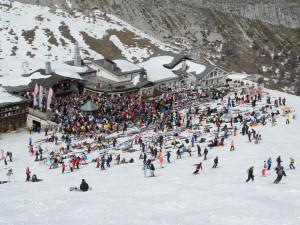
<box><xmin>286</xmin><ymin>115</ymin><xmax>290</xmax><ymax>124</ymax></box>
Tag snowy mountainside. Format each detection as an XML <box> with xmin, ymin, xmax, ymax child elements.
<box><xmin>0</xmin><ymin>83</ymin><xmax>300</xmax><ymax>224</ymax></box>
<box><xmin>0</xmin><ymin>0</ymin><xmax>168</xmax><ymax>75</ymax></box>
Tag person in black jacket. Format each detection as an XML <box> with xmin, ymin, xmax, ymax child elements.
<box><xmin>246</xmin><ymin>166</ymin><xmax>254</xmax><ymax>182</ymax></box>
<box><xmin>204</xmin><ymin>148</ymin><xmax>208</xmax><ymax>160</ymax></box>
<box><xmin>80</xmin><ymin>179</ymin><xmax>89</xmax><ymax>192</ymax></box>
<box><xmin>276</xmin><ymin>156</ymin><xmax>282</xmax><ymax>167</ymax></box>
<box><xmin>197</xmin><ymin>145</ymin><xmax>201</xmax><ymax>156</ymax></box>
<box><xmin>213</xmin><ymin>156</ymin><xmax>218</xmax><ymax>168</ymax></box>
<box><xmin>150</xmin><ymin>163</ymin><xmax>155</xmax><ymax>177</ymax></box>
<box><xmin>274</xmin><ymin>166</ymin><xmax>286</xmax><ymax>184</ymax></box>
<box><xmin>166</xmin><ymin>151</ymin><xmax>171</xmax><ymax>163</ymax></box>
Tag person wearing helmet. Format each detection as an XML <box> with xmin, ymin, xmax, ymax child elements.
<box><xmin>289</xmin><ymin>158</ymin><xmax>295</xmax><ymax>169</ymax></box>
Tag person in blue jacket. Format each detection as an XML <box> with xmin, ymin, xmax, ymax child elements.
<box><xmin>191</xmin><ymin>137</ymin><xmax>195</xmax><ymax>147</ymax></box>
<box><xmin>29</xmin><ymin>137</ymin><xmax>32</xmax><ymax>146</ymax></box>
<box><xmin>267</xmin><ymin>157</ymin><xmax>272</xmax><ymax>170</ymax></box>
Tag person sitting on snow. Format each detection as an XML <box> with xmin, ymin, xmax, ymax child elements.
<box><xmin>80</xmin><ymin>179</ymin><xmax>89</xmax><ymax>192</ymax></box>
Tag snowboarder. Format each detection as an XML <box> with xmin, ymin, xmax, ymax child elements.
<box><xmin>213</xmin><ymin>156</ymin><xmax>218</xmax><ymax>168</ymax></box>
<box><xmin>246</xmin><ymin>166</ymin><xmax>254</xmax><ymax>182</ymax></box>
<box><xmin>204</xmin><ymin>148</ymin><xmax>208</xmax><ymax>160</ymax></box>
<box><xmin>274</xmin><ymin>166</ymin><xmax>286</xmax><ymax>184</ymax></box>
<box><xmin>80</xmin><ymin>179</ymin><xmax>89</xmax><ymax>191</ymax></box>
<box><xmin>289</xmin><ymin>158</ymin><xmax>295</xmax><ymax>169</ymax></box>
<box><xmin>193</xmin><ymin>162</ymin><xmax>203</xmax><ymax>174</ymax></box>
<box><xmin>150</xmin><ymin>163</ymin><xmax>155</xmax><ymax>177</ymax></box>
<box><xmin>286</xmin><ymin>114</ymin><xmax>290</xmax><ymax>124</ymax></box>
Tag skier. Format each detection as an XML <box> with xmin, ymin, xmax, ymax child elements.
<box><xmin>166</xmin><ymin>151</ymin><xmax>171</xmax><ymax>163</ymax></box>
<box><xmin>289</xmin><ymin>158</ymin><xmax>295</xmax><ymax>169</ymax></box>
<box><xmin>274</xmin><ymin>166</ymin><xmax>286</xmax><ymax>184</ymax></box>
<box><xmin>62</xmin><ymin>162</ymin><xmax>66</xmax><ymax>174</ymax></box>
<box><xmin>29</xmin><ymin>137</ymin><xmax>32</xmax><ymax>146</ymax></box>
<box><xmin>267</xmin><ymin>157</ymin><xmax>272</xmax><ymax>170</ymax></box>
<box><xmin>204</xmin><ymin>148</ymin><xmax>208</xmax><ymax>160</ymax></box>
<box><xmin>143</xmin><ymin>164</ymin><xmax>147</xmax><ymax>177</ymax></box>
<box><xmin>246</xmin><ymin>166</ymin><xmax>254</xmax><ymax>182</ymax></box>
<box><xmin>193</xmin><ymin>162</ymin><xmax>203</xmax><ymax>174</ymax></box>
<box><xmin>176</xmin><ymin>149</ymin><xmax>181</xmax><ymax>159</ymax></box>
<box><xmin>230</xmin><ymin>140</ymin><xmax>234</xmax><ymax>151</ymax></box>
<box><xmin>188</xmin><ymin>146</ymin><xmax>192</xmax><ymax>156</ymax></box>
<box><xmin>116</xmin><ymin>154</ymin><xmax>120</xmax><ymax>165</ymax></box>
<box><xmin>213</xmin><ymin>156</ymin><xmax>218</xmax><ymax>168</ymax></box>
<box><xmin>7</xmin><ymin>169</ymin><xmax>13</xmax><ymax>182</ymax></box>
<box><xmin>159</xmin><ymin>156</ymin><xmax>164</xmax><ymax>168</ymax></box>
<box><xmin>80</xmin><ymin>179</ymin><xmax>89</xmax><ymax>191</ymax></box>
<box><xmin>262</xmin><ymin>161</ymin><xmax>267</xmax><ymax>176</ymax></box>
<box><xmin>25</xmin><ymin>167</ymin><xmax>31</xmax><ymax>182</ymax></box>
<box><xmin>276</xmin><ymin>156</ymin><xmax>282</xmax><ymax>167</ymax></box>
<box><xmin>286</xmin><ymin>114</ymin><xmax>290</xmax><ymax>124</ymax></box>
<box><xmin>197</xmin><ymin>145</ymin><xmax>201</xmax><ymax>156</ymax></box>
<box><xmin>150</xmin><ymin>163</ymin><xmax>155</xmax><ymax>177</ymax></box>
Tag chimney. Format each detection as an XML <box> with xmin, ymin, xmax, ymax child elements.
<box><xmin>45</xmin><ymin>61</ymin><xmax>51</xmax><ymax>74</ymax></box>
<box><xmin>74</xmin><ymin>42</ymin><xmax>82</xmax><ymax>67</ymax></box>
<box><xmin>181</xmin><ymin>59</ymin><xmax>187</xmax><ymax>71</ymax></box>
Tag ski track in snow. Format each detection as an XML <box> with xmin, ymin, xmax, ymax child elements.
<box><xmin>0</xmin><ymin>92</ymin><xmax>300</xmax><ymax>223</ymax></box>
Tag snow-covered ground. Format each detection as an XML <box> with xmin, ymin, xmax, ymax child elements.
<box><xmin>0</xmin><ymin>85</ymin><xmax>300</xmax><ymax>225</ymax></box>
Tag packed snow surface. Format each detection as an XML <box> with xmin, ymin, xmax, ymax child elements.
<box><xmin>0</xmin><ymin>86</ymin><xmax>299</xmax><ymax>225</ymax></box>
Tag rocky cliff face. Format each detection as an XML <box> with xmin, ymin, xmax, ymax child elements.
<box><xmin>5</xmin><ymin>0</ymin><xmax>300</xmax><ymax>93</ymax></box>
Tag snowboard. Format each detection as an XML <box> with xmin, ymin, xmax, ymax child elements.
<box><xmin>27</xmin><ymin>179</ymin><xmax>43</xmax><ymax>182</ymax></box>
<box><xmin>70</xmin><ymin>187</ymin><xmax>93</xmax><ymax>192</ymax></box>
<box><xmin>0</xmin><ymin>181</ymin><xmax>8</xmax><ymax>184</ymax></box>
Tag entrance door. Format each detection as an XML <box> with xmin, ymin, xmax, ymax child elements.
<box><xmin>33</xmin><ymin>120</ymin><xmax>41</xmax><ymax>132</ymax></box>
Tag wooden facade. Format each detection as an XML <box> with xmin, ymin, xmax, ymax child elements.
<box><xmin>0</xmin><ymin>101</ymin><xmax>29</xmax><ymax>133</ymax></box>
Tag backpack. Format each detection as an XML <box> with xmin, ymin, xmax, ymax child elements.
<box><xmin>278</xmin><ymin>169</ymin><xmax>283</xmax><ymax>176</ymax></box>
<box><xmin>247</xmin><ymin>168</ymin><xmax>250</xmax><ymax>174</ymax></box>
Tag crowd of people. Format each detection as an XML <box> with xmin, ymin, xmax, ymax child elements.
<box><xmin>0</xmin><ymin>81</ymin><xmax>297</xmax><ymax>189</ymax></box>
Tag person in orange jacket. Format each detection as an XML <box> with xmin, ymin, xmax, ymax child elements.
<box><xmin>230</xmin><ymin>140</ymin><xmax>234</xmax><ymax>151</ymax></box>
<box><xmin>188</xmin><ymin>146</ymin><xmax>192</xmax><ymax>156</ymax></box>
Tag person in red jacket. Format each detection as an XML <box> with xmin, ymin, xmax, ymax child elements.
<box><xmin>26</xmin><ymin>167</ymin><xmax>31</xmax><ymax>181</ymax></box>
<box><xmin>193</xmin><ymin>163</ymin><xmax>203</xmax><ymax>174</ymax></box>
<box><xmin>76</xmin><ymin>157</ymin><xmax>80</xmax><ymax>169</ymax></box>
<box><xmin>62</xmin><ymin>162</ymin><xmax>66</xmax><ymax>174</ymax></box>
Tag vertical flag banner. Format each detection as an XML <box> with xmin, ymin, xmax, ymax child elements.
<box><xmin>33</xmin><ymin>83</ymin><xmax>38</xmax><ymax>106</ymax></box>
<box><xmin>46</xmin><ymin>87</ymin><xmax>53</xmax><ymax>110</ymax></box>
<box><xmin>39</xmin><ymin>85</ymin><xmax>43</xmax><ymax>109</ymax></box>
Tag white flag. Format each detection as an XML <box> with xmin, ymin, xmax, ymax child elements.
<box><xmin>33</xmin><ymin>83</ymin><xmax>38</xmax><ymax>106</ymax></box>
<box><xmin>39</xmin><ymin>85</ymin><xmax>43</xmax><ymax>109</ymax></box>
<box><xmin>46</xmin><ymin>87</ymin><xmax>53</xmax><ymax>110</ymax></box>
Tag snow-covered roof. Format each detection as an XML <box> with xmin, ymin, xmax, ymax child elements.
<box><xmin>112</xmin><ymin>59</ymin><xmax>141</xmax><ymax>73</ymax></box>
<box><xmin>0</xmin><ymin>72</ymin><xmax>51</xmax><ymax>87</ymax></box>
<box><xmin>227</xmin><ymin>73</ymin><xmax>249</xmax><ymax>81</ymax></box>
<box><xmin>0</xmin><ymin>87</ymin><xmax>24</xmax><ymax>106</ymax></box>
<box><xmin>138</xmin><ymin>56</ymin><xmax>179</xmax><ymax>83</ymax></box>
<box><xmin>173</xmin><ymin>60</ymin><xmax>206</xmax><ymax>75</ymax></box>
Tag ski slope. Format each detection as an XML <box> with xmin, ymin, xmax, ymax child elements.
<box><xmin>0</xmin><ymin>86</ymin><xmax>299</xmax><ymax>225</ymax></box>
